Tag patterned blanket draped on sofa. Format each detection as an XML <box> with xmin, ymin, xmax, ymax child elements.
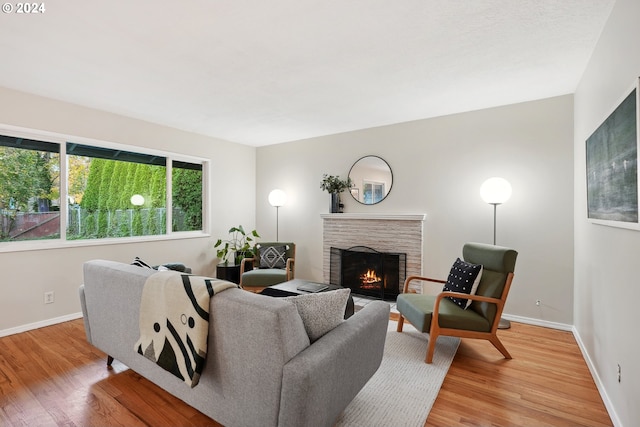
<box><xmin>135</xmin><ymin>271</ymin><xmax>237</xmax><ymax>387</ymax></box>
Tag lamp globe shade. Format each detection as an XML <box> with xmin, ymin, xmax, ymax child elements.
<box><xmin>268</xmin><ymin>189</ymin><xmax>287</xmax><ymax>207</ymax></box>
<box><xmin>130</xmin><ymin>194</ymin><xmax>145</xmax><ymax>206</ymax></box>
<box><xmin>480</xmin><ymin>177</ymin><xmax>512</xmax><ymax>205</ymax></box>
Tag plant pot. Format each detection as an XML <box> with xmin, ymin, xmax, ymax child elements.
<box><xmin>330</xmin><ymin>193</ymin><xmax>341</xmax><ymax>213</ymax></box>
<box><xmin>234</xmin><ymin>251</ymin><xmax>254</xmax><ymax>269</ymax></box>
<box><xmin>216</xmin><ymin>264</ymin><xmax>241</xmax><ymax>284</ymax></box>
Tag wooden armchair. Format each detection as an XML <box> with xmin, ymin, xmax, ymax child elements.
<box><xmin>396</xmin><ymin>242</ymin><xmax>518</xmax><ymax>363</ymax></box>
<box><xmin>239</xmin><ymin>242</ymin><xmax>295</xmax><ymax>293</ymax></box>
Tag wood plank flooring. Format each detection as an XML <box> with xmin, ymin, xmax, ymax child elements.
<box><xmin>426</xmin><ymin>321</ymin><xmax>612</xmax><ymax>427</ymax></box>
<box><xmin>0</xmin><ymin>318</ymin><xmax>612</xmax><ymax>426</ymax></box>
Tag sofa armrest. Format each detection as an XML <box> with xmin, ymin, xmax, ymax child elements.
<box><xmin>277</xmin><ymin>300</ymin><xmax>390</xmax><ymax>427</ymax></box>
<box><xmin>78</xmin><ymin>284</ymin><xmax>92</xmax><ymax>344</ymax></box>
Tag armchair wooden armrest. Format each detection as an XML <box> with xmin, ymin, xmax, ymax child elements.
<box><xmin>286</xmin><ymin>258</ymin><xmax>295</xmax><ymax>280</ymax></box>
<box><xmin>402</xmin><ymin>275</ymin><xmax>447</xmax><ymax>293</ymax></box>
<box><xmin>239</xmin><ymin>257</ymin><xmax>256</xmax><ymax>276</ymax></box>
<box><xmin>435</xmin><ymin>291</ymin><xmax>503</xmax><ymax>306</ymax></box>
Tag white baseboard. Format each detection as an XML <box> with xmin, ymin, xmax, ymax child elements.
<box><xmin>572</xmin><ymin>327</ymin><xmax>622</xmax><ymax>427</ymax></box>
<box><xmin>0</xmin><ymin>312</ymin><xmax>83</xmax><ymax>338</ymax></box>
<box><xmin>501</xmin><ymin>313</ymin><xmax>573</xmax><ymax>331</ymax></box>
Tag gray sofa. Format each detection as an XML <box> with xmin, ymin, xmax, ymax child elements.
<box><xmin>78</xmin><ymin>260</ymin><xmax>390</xmax><ymax>427</ymax></box>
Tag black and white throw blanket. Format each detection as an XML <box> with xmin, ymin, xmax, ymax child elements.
<box><xmin>135</xmin><ymin>271</ymin><xmax>237</xmax><ymax>387</ymax></box>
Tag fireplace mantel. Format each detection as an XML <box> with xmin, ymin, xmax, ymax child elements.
<box><xmin>322</xmin><ymin>213</ymin><xmax>425</xmax><ymax>291</ymax></box>
<box><xmin>320</xmin><ymin>213</ymin><xmax>426</xmax><ymax>221</ymax></box>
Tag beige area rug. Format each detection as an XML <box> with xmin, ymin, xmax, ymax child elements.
<box><xmin>335</xmin><ymin>320</ymin><xmax>460</xmax><ymax>427</ymax></box>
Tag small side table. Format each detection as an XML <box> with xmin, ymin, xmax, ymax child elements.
<box><xmin>216</xmin><ymin>264</ymin><xmax>241</xmax><ymax>284</ymax></box>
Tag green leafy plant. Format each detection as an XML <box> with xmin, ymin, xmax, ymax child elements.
<box><xmin>320</xmin><ymin>174</ymin><xmax>352</xmax><ymax>194</ymax></box>
<box><xmin>214</xmin><ymin>225</ymin><xmax>260</xmax><ymax>265</ymax></box>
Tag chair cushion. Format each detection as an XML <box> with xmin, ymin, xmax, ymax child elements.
<box><xmin>283</xmin><ymin>288</ymin><xmax>351</xmax><ymax>342</ymax></box>
<box><xmin>259</xmin><ymin>245</ymin><xmax>288</xmax><ymax>269</ymax></box>
<box><xmin>442</xmin><ymin>258</ymin><xmax>483</xmax><ymax>309</ymax></box>
<box><xmin>241</xmin><ymin>268</ymin><xmax>288</xmax><ymax>287</ymax></box>
<box><xmin>396</xmin><ymin>293</ymin><xmax>491</xmax><ymax>333</ymax></box>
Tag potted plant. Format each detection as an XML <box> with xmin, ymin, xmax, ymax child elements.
<box><xmin>214</xmin><ymin>225</ymin><xmax>260</xmax><ymax>266</ymax></box>
<box><xmin>320</xmin><ymin>174</ymin><xmax>352</xmax><ymax>213</ymax></box>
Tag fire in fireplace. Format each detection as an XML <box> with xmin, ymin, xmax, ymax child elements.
<box><xmin>330</xmin><ymin>246</ymin><xmax>406</xmax><ymax>301</ymax></box>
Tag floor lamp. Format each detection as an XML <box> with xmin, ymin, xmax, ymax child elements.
<box><xmin>480</xmin><ymin>177</ymin><xmax>512</xmax><ymax>329</ymax></box>
<box><xmin>268</xmin><ymin>189</ymin><xmax>287</xmax><ymax>241</ymax></box>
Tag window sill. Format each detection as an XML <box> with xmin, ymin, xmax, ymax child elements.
<box><xmin>0</xmin><ymin>231</ymin><xmax>210</xmax><ymax>253</ymax></box>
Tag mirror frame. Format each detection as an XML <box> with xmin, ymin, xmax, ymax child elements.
<box><xmin>348</xmin><ymin>155</ymin><xmax>393</xmax><ymax>205</ymax></box>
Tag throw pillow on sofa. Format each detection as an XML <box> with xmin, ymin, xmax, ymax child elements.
<box><xmin>283</xmin><ymin>288</ymin><xmax>350</xmax><ymax>342</ymax></box>
<box><xmin>131</xmin><ymin>256</ymin><xmax>153</xmax><ymax>269</ymax></box>
<box><xmin>131</xmin><ymin>257</ymin><xmax>191</xmax><ymax>274</ymax></box>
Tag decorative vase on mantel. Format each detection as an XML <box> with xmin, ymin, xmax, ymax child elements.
<box><xmin>330</xmin><ymin>193</ymin><xmax>341</xmax><ymax>213</ymax></box>
<box><xmin>320</xmin><ymin>173</ymin><xmax>351</xmax><ymax>213</ymax></box>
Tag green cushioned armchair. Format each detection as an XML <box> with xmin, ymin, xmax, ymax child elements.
<box><xmin>396</xmin><ymin>242</ymin><xmax>518</xmax><ymax>363</ymax></box>
<box><xmin>239</xmin><ymin>242</ymin><xmax>295</xmax><ymax>292</ymax></box>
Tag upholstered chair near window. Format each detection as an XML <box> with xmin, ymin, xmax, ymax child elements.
<box><xmin>239</xmin><ymin>242</ymin><xmax>295</xmax><ymax>293</ymax></box>
<box><xmin>396</xmin><ymin>242</ymin><xmax>518</xmax><ymax>364</ymax></box>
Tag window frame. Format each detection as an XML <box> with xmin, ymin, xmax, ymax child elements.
<box><xmin>0</xmin><ymin>125</ymin><xmax>209</xmax><ymax>253</ymax></box>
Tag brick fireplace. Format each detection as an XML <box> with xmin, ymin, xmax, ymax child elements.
<box><xmin>322</xmin><ymin>213</ymin><xmax>425</xmax><ymax>294</ymax></box>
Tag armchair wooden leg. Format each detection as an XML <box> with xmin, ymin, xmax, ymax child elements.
<box><xmin>396</xmin><ymin>315</ymin><xmax>405</xmax><ymax>332</ymax></box>
<box><xmin>489</xmin><ymin>335</ymin><xmax>512</xmax><ymax>359</ymax></box>
<box><xmin>107</xmin><ymin>355</ymin><xmax>114</xmax><ymax>366</ymax></box>
<box><xmin>425</xmin><ymin>336</ymin><xmax>437</xmax><ymax>364</ymax></box>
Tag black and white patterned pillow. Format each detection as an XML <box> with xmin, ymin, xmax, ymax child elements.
<box><xmin>131</xmin><ymin>256</ymin><xmax>153</xmax><ymax>269</ymax></box>
<box><xmin>259</xmin><ymin>245</ymin><xmax>288</xmax><ymax>269</ymax></box>
<box><xmin>442</xmin><ymin>258</ymin><xmax>483</xmax><ymax>309</ymax></box>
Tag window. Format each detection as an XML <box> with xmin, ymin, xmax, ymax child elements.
<box><xmin>66</xmin><ymin>143</ymin><xmax>168</xmax><ymax>239</ymax></box>
<box><xmin>363</xmin><ymin>181</ymin><xmax>385</xmax><ymax>204</ymax></box>
<box><xmin>0</xmin><ymin>135</ymin><xmax>60</xmax><ymax>242</ymax></box>
<box><xmin>0</xmin><ymin>129</ymin><xmax>206</xmax><ymax>247</ymax></box>
<box><xmin>172</xmin><ymin>161</ymin><xmax>203</xmax><ymax>232</ymax></box>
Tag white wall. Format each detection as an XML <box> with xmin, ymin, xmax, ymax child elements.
<box><xmin>574</xmin><ymin>0</ymin><xmax>640</xmax><ymax>425</ymax></box>
<box><xmin>256</xmin><ymin>95</ymin><xmax>574</xmax><ymax>325</ymax></box>
<box><xmin>0</xmin><ymin>87</ymin><xmax>256</xmax><ymax>333</ymax></box>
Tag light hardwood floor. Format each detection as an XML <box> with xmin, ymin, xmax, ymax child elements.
<box><xmin>0</xmin><ymin>318</ymin><xmax>612</xmax><ymax>426</ymax></box>
<box><xmin>425</xmin><ymin>320</ymin><xmax>612</xmax><ymax>427</ymax></box>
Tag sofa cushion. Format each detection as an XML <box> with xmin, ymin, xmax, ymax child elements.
<box><xmin>284</xmin><ymin>288</ymin><xmax>351</xmax><ymax>342</ymax></box>
<box><xmin>442</xmin><ymin>257</ymin><xmax>483</xmax><ymax>309</ymax></box>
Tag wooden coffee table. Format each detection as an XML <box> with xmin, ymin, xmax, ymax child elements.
<box><xmin>260</xmin><ymin>279</ymin><xmax>355</xmax><ymax>319</ymax></box>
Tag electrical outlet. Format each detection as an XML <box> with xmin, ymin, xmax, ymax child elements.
<box><xmin>617</xmin><ymin>364</ymin><xmax>621</xmax><ymax>383</ymax></box>
<box><xmin>535</xmin><ymin>299</ymin><xmax>541</xmax><ymax>306</ymax></box>
<box><xmin>44</xmin><ymin>291</ymin><xmax>54</xmax><ymax>304</ymax></box>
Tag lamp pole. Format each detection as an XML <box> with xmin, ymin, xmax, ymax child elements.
<box><xmin>268</xmin><ymin>189</ymin><xmax>287</xmax><ymax>241</ymax></box>
<box><xmin>480</xmin><ymin>177</ymin><xmax>512</xmax><ymax>329</ymax></box>
<box><xmin>492</xmin><ymin>203</ymin><xmax>498</xmax><ymax>245</ymax></box>
<box><xmin>275</xmin><ymin>205</ymin><xmax>280</xmax><ymax>241</ymax></box>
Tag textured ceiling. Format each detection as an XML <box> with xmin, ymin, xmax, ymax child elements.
<box><xmin>0</xmin><ymin>1</ymin><xmax>614</xmax><ymax>146</ymax></box>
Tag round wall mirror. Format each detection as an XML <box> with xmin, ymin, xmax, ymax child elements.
<box><xmin>348</xmin><ymin>155</ymin><xmax>393</xmax><ymax>205</ymax></box>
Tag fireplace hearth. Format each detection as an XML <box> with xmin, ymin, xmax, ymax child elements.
<box><xmin>330</xmin><ymin>246</ymin><xmax>406</xmax><ymax>301</ymax></box>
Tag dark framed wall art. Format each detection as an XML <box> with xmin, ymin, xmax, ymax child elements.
<box><xmin>586</xmin><ymin>78</ymin><xmax>640</xmax><ymax>230</ymax></box>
